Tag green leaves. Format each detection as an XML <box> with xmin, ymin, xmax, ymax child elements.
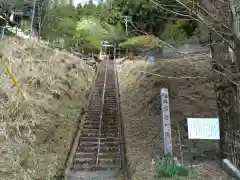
<box><xmin>37</xmin><ymin>0</ymin><xmax>198</xmax><ymax>51</ymax></box>
<box><xmin>40</xmin><ymin>3</ymin><xmax>78</xmax><ymax>44</ymax></box>
<box><xmin>76</xmin><ymin>18</ymin><xmax>107</xmax><ymax>38</ymax></box>
<box><xmin>75</xmin><ymin>17</ymin><xmax>125</xmax><ymax>52</ymax></box>
<box><xmin>102</xmin><ymin>22</ymin><xmax>125</xmax><ymax>41</ymax></box>
<box><xmin>119</xmin><ymin>35</ymin><xmax>159</xmax><ymax>50</ymax></box>
<box><xmin>155</xmin><ymin>156</ymin><xmax>189</xmax><ymax>178</ymax></box>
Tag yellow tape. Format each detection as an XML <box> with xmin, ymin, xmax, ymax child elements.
<box><xmin>2</xmin><ymin>56</ymin><xmax>25</xmax><ymax>99</ymax></box>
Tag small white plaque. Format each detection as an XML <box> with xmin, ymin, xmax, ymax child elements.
<box><xmin>187</xmin><ymin>118</ymin><xmax>220</xmax><ymax>140</ymax></box>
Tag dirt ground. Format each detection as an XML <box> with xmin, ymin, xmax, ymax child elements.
<box><xmin>0</xmin><ymin>37</ymin><xmax>95</xmax><ymax>180</ymax></box>
<box><xmin>117</xmin><ymin>56</ymin><xmax>231</xmax><ymax>179</ymax></box>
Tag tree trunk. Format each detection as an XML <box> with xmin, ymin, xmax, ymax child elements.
<box><xmin>199</xmin><ymin>0</ymin><xmax>240</xmax><ymax>163</ymax></box>
<box><xmin>211</xmin><ymin>31</ymin><xmax>238</xmax><ymax>161</ymax></box>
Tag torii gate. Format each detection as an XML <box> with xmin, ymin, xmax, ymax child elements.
<box><xmin>99</xmin><ymin>40</ymin><xmax>117</xmax><ymax>60</ymax></box>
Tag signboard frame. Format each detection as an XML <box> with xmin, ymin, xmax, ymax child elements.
<box><xmin>187</xmin><ymin>118</ymin><xmax>220</xmax><ymax>140</ymax></box>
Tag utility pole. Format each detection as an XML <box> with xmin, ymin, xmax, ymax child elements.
<box><xmin>123</xmin><ymin>16</ymin><xmax>130</xmax><ymax>37</ymax></box>
<box><xmin>123</xmin><ymin>15</ymin><xmax>131</xmax><ymax>55</ymax></box>
<box><xmin>30</xmin><ymin>0</ymin><xmax>37</xmax><ymax>38</ymax></box>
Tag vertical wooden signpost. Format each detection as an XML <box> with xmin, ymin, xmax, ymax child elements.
<box><xmin>161</xmin><ymin>88</ymin><xmax>173</xmax><ymax>156</ymax></box>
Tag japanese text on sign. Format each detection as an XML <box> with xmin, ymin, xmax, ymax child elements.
<box><xmin>161</xmin><ymin>88</ymin><xmax>173</xmax><ymax>156</ymax></box>
<box><xmin>187</xmin><ymin>118</ymin><xmax>220</xmax><ymax>139</ymax></box>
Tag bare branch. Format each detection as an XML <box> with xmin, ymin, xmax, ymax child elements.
<box><xmin>139</xmin><ymin>71</ymin><xmax>208</xmax><ymax>79</ymax></box>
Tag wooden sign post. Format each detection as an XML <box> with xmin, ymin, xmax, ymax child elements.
<box><xmin>161</xmin><ymin>88</ymin><xmax>173</xmax><ymax>156</ymax></box>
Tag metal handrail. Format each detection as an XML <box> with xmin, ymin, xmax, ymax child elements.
<box><xmin>222</xmin><ymin>159</ymin><xmax>240</xmax><ymax>180</ymax></box>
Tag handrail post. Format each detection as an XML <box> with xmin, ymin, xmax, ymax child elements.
<box><xmin>221</xmin><ymin>159</ymin><xmax>240</xmax><ymax>180</ymax></box>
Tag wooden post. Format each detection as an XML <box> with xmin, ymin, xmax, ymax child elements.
<box><xmin>177</xmin><ymin>123</ymin><xmax>183</xmax><ymax>164</ymax></box>
<box><xmin>114</xmin><ymin>47</ymin><xmax>116</xmax><ymax>60</ymax></box>
<box><xmin>1</xmin><ymin>26</ymin><xmax>5</xmax><ymax>40</ymax></box>
<box><xmin>161</xmin><ymin>88</ymin><xmax>173</xmax><ymax>156</ymax></box>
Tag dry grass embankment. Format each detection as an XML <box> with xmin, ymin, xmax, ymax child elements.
<box><xmin>117</xmin><ymin>56</ymin><xmax>230</xmax><ymax>180</ymax></box>
<box><xmin>0</xmin><ymin>37</ymin><xmax>95</xmax><ymax>180</ymax></box>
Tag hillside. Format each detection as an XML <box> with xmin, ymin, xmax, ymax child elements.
<box><xmin>117</xmin><ymin>56</ymin><xmax>230</xmax><ymax>179</ymax></box>
<box><xmin>0</xmin><ymin>37</ymin><xmax>95</xmax><ymax>179</ymax></box>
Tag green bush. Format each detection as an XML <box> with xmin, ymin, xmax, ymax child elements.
<box><xmin>155</xmin><ymin>156</ymin><xmax>189</xmax><ymax>178</ymax></box>
<box><xmin>119</xmin><ymin>35</ymin><xmax>160</xmax><ymax>50</ymax></box>
<box><xmin>0</xmin><ymin>27</ymin><xmax>16</xmax><ymax>37</ymax></box>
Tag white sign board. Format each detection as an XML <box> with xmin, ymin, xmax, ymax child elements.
<box><xmin>161</xmin><ymin>88</ymin><xmax>173</xmax><ymax>156</ymax></box>
<box><xmin>187</xmin><ymin>118</ymin><xmax>220</xmax><ymax>140</ymax></box>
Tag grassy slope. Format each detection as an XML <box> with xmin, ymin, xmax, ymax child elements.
<box><xmin>0</xmin><ymin>37</ymin><xmax>94</xmax><ymax>179</ymax></box>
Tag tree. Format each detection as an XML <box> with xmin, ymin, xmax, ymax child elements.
<box><xmin>174</xmin><ymin>0</ymin><xmax>240</xmax><ymax>164</ymax></box>
<box><xmin>75</xmin><ymin>17</ymin><xmax>125</xmax><ymax>52</ymax></box>
<box><xmin>75</xmin><ymin>2</ymin><xmax>100</xmax><ymax>18</ymax></box>
<box><xmin>41</xmin><ymin>3</ymin><xmax>77</xmax><ymax>46</ymax></box>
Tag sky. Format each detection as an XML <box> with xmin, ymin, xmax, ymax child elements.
<box><xmin>73</xmin><ymin>0</ymin><xmax>100</xmax><ymax>6</ymax></box>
